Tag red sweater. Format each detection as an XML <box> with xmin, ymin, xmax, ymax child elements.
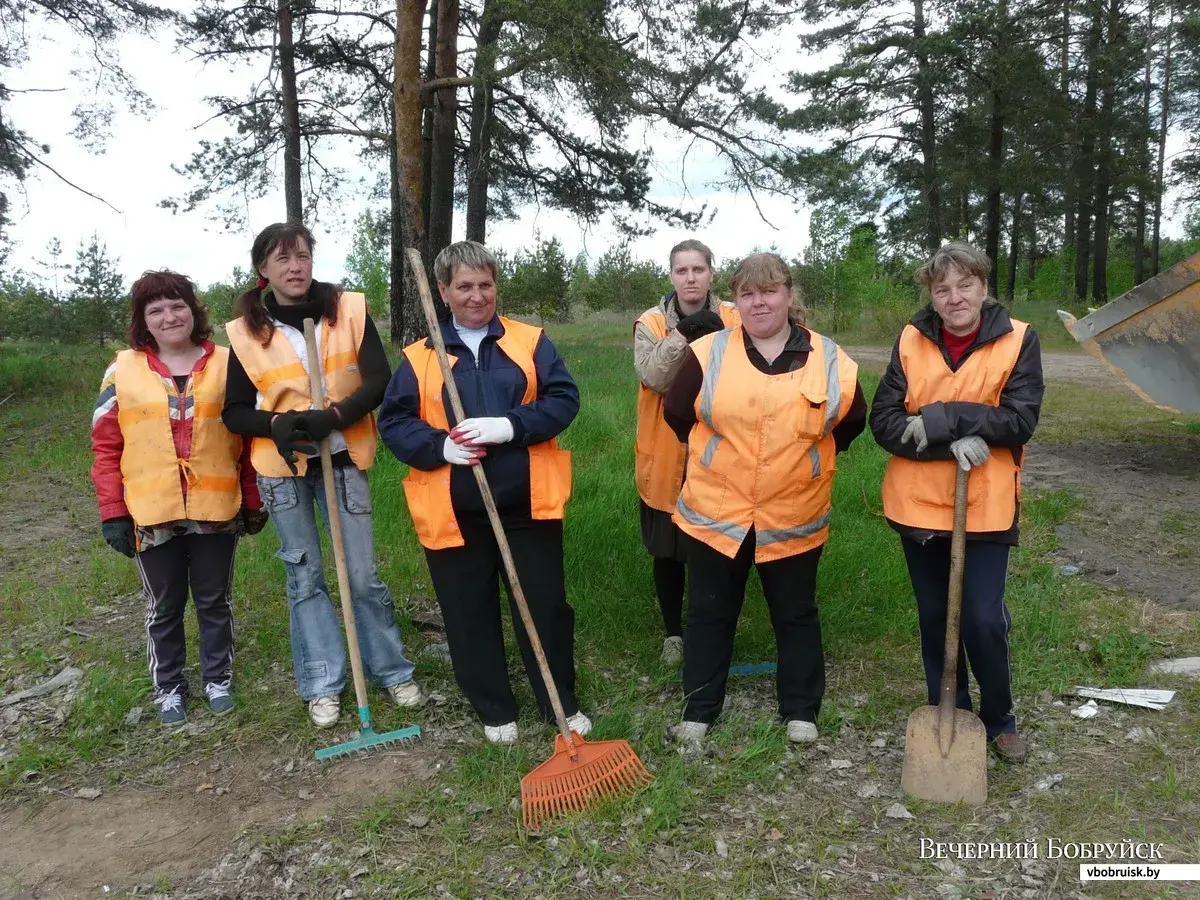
<box><xmin>90</xmin><ymin>341</ymin><xmax>261</xmax><ymax>522</ymax></box>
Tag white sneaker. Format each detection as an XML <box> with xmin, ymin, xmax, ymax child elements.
<box><xmin>660</xmin><ymin>635</ymin><xmax>684</xmax><ymax>666</ymax></box>
<box><xmin>387</xmin><ymin>680</ymin><xmax>426</xmax><ymax>708</ymax></box>
<box><xmin>483</xmin><ymin>721</ymin><xmax>519</xmax><ymax>745</ymax></box>
<box><xmin>308</xmin><ymin>695</ymin><xmax>340</xmax><ymax>729</ymax></box>
<box><xmin>566</xmin><ymin>712</ymin><xmax>593</xmax><ymax>737</ymax></box>
<box><xmin>787</xmin><ymin>719</ymin><xmax>818</xmax><ymax>743</ymax></box>
<box><xmin>668</xmin><ymin>720</ymin><xmax>708</xmax><ymax>746</ymax></box>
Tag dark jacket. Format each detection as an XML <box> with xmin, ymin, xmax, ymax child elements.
<box><xmin>378</xmin><ymin>316</ymin><xmax>580</xmax><ymax>524</ymax></box>
<box><xmin>869</xmin><ymin>302</ymin><xmax>1044</xmax><ymax>544</ymax></box>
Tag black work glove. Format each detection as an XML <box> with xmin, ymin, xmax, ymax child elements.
<box><xmin>270</xmin><ymin>413</ymin><xmax>317</xmax><ymax>476</ymax></box>
<box><xmin>241</xmin><ymin>506</ymin><xmax>270</xmax><ymax>536</ymax></box>
<box><xmin>101</xmin><ymin>517</ymin><xmax>136</xmax><ymax>558</ymax></box>
<box><xmin>298</xmin><ymin>407</ymin><xmax>342</xmax><ymax>442</ymax></box>
<box><xmin>675</xmin><ymin>308</ymin><xmax>725</xmax><ymax>342</ymax></box>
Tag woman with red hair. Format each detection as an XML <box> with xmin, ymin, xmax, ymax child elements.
<box><xmin>90</xmin><ymin>270</ymin><xmax>267</xmax><ymax>726</ymax></box>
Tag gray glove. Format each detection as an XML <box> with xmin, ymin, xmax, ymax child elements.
<box><xmin>950</xmin><ymin>435</ymin><xmax>990</xmax><ymax>471</ymax></box>
<box><xmin>901</xmin><ymin>415</ymin><xmax>929</xmax><ymax>453</ymax></box>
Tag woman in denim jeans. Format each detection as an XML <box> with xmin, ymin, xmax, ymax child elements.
<box><xmin>222</xmin><ymin>222</ymin><xmax>422</xmax><ymax>729</ymax></box>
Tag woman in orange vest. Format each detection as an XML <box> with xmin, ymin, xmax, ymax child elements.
<box><xmin>378</xmin><ymin>240</ymin><xmax>590</xmax><ymax>746</ymax></box>
<box><xmin>222</xmin><ymin>223</ymin><xmax>423</xmax><ymax>730</ymax></box>
<box><xmin>662</xmin><ymin>252</ymin><xmax>865</xmax><ymax>747</ymax></box>
<box><xmin>634</xmin><ymin>239</ymin><xmax>739</xmax><ymax>664</ymax></box>
<box><xmin>91</xmin><ymin>270</ymin><xmax>267</xmax><ymax>726</ymax></box>
<box><xmin>869</xmin><ymin>242</ymin><xmax>1043</xmax><ymax>764</ymax></box>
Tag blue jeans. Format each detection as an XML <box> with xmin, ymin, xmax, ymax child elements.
<box><xmin>258</xmin><ymin>466</ymin><xmax>416</xmax><ymax>701</ymax></box>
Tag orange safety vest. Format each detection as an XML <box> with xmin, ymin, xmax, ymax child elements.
<box><xmin>400</xmin><ymin>316</ymin><xmax>572</xmax><ymax>550</ymax></box>
<box><xmin>673</xmin><ymin>326</ymin><xmax>859</xmax><ymax>562</ymax></box>
<box><xmin>225</xmin><ymin>291</ymin><xmax>377</xmax><ymax>477</ymax></box>
<box><xmin>114</xmin><ymin>347</ymin><xmax>243</xmax><ymax>527</ymax></box>
<box><xmin>881</xmin><ymin>319</ymin><xmax>1029</xmax><ymax>533</ymax></box>
<box><xmin>634</xmin><ymin>300</ymin><xmax>740</xmax><ymax>512</ymax></box>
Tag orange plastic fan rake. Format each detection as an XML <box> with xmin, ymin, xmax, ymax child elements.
<box><xmin>521</xmin><ymin>731</ymin><xmax>654</xmax><ymax>830</ymax></box>
<box><xmin>406</xmin><ymin>248</ymin><xmax>653</xmax><ymax>830</ymax></box>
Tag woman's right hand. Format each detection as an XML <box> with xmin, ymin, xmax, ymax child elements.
<box><xmin>269</xmin><ymin>413</ymin><xmax>317</xmax><ymax>475</ymax></box>
<box><xmin>101</xmin><ymin>518</ymin><xmax>136</xmax><ymax>557</ymax></box>
<box><xmin>443</xmin><ymin>435</ymin><xmax>485</xmax><ymax>466</ymax></box>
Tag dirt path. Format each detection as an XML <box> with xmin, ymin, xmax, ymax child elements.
<box><xmin>0</xmin><ymin>736</ymin><xmax>445</xmax><ymax>898</ymax></box>
<box><xmin>845</xmin><ymin>345</ymin><xmax>1124</xmax><ymax>387</ymax></box>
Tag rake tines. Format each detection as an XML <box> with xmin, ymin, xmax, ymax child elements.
<box><xmin>316</xmin><ymin>723</ymin><xmax>422</xmax><ymax>762</ymax></box>
<box><xmin>520</xmin><ymin>733</ymin><xmax>653</xmax><ymax>830</ymax></box>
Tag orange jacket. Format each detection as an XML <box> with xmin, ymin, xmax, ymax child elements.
<box><xmin>110</xmin><ymin>346</ymin><xmax>244</xmax><ymax>527</ymax></box>
<box><xmin>225</xmin><ymin>291</ymin><xmax>377</xmax><ymax>477</ymax></box>
<box><xmin>634</xmin><ymin>299</ymin><xmax>740</xmax><ymax>511</ymax></box>
<box><xmin>881</xmin><ymin>319</ymin><xmax>1029</xmax><ymax>533</ymax></box>
<box><xmin>399</xmin><ymin>316</ymin><xmax>572</xmax><ymax>550</ymax></box>
<box><xmin>673</xmin><ymin>326</ymin><xmax>859</xmax><ymax>562</ymax></box>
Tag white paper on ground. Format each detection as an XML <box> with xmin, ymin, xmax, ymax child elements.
<box><xmin>1074</xmin><ymin>687</ymin><xmax>1174</xmax><ymax>710</ymax></box>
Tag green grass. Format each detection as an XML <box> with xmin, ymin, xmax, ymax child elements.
<box><xmin>1</xmin><ymin>335</ymin><xmax>1198</xmax><ymax>898</ymax></box>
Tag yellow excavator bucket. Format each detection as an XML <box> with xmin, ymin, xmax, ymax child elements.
<box><xmin>1059</xmin><ymin>252</ymin><xmax>1200</xmax><ymax>413</ymax></box>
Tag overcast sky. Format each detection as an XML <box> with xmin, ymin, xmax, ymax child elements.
<box><xmin>1</xmin><ymin>12</ymin><xmax>1187</xmax><ymax>291</ymax></box>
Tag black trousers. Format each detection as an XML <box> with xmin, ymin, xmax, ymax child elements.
<box><xmin>901</xmin><ymin>537</ymin><xmax>1015</xmax><ymax>738</ymax></box>
<box><xmin>682</xmin><ymin>531</ymin><xmax>824</xmax><ymax>724</ymax></box>
<box><xmin>424</xmin><ymin>519</ymin><xmax>579</xmax><ymax>726</ymax></box>
<box><xmin>135</xmin><ymin>533</ymin><xmax>239</xmax><ymax>696</ymax></box>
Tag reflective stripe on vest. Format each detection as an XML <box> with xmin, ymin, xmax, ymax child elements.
<box><xmin>114</xmin><ymin>347</ymin><xmax>242</xmax><ymax>527</ymax></box>
<box><xmin>633</xmin><ymin>300</ymin><xmax>740</xmax><ymax>511</ymax></box>
<box><xmin>673</xmin><ymin>325</ymin><xmax>859</xmax><ymax>563</ymax></box>
<box><xmin>880</xmin><ymin>318</ymin><xmax>1029</xmax><ymax>533</ymax></box>
<box><xmin>400</xmin><ymin>316</ymin><xmax>572</xmax><ymax>550</ymax></box>
<box><xmin>225</xmin><ymin>291</ymin><xmax>377</xmax><ymax>477</ymax></box>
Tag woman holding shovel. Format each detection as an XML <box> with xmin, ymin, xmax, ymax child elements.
<box><xmin>634</xmin><ymin>239</ymin><xmax>739</xmax><ymax>665</ymax></box>
<box><xmin>222</xmin><ymin>222</ymin><xmax>423</xmax><ymax>730</ymax></box>
<box><xmin>91</xmin><ymin>270</ymin><xmax>267</xmax><ymax>726</ymax></box>
<box><xmin>662</xmin><ymin>252</ymin><xmax>866</xmax><ymax>746</ymax></box>
<box><xmin>378</xmin><ymin>240</ymin><xmax>591</xmax><ymax>746</ymax></box>
<box><xmin>869</xmin><ymin>242</ymin><xmax>1043</xmax><ymax>764</ymax></box>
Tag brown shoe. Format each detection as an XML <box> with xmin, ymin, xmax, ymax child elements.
<box><xmin>993</xmin><ymin>731</ymin><xmax>1028</xmax><ymax>763</ymax></box>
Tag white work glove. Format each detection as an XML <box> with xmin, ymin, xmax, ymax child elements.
<box><xmin>950</xmin><ymin>435</ymin><xmax>990</xmax><ymax>472</ymax></box>
<box><xmin>442</xmin><ymin>435</ymin><xmax>484</xmax><ymax>466</ymax></box>
<box><xmin>901</xmin><ymin>415</ymin><xmax>929</xmax><ymax>453</ymax></box>
<box><xmin>450</xmin><ymin>416</ymin><xmax>515</xmax><ymax>446</ymax></box>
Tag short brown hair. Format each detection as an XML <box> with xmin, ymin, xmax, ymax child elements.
<box><xmin>128</xmin><ymin>270</ymin><xmax>211</xmax><ymax>352</ymax></box>
<box><xmin>916</xmin><ymin>242</ymin><xmax>992</xmax><ymax>295</ymax></box>
<box><xmin>669</xmin><ymin>238</ymin><xmax>714</xmax><ymax>270</ymax></box>
<box><xmin>729</xmin><ymin>252</ymin><xmax>806</xmax><ymax>323</ymax></box>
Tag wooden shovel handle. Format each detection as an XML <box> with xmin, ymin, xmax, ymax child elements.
<box><xmin>405</xmin><ymin>249</ymin><xmax>577</xmax><ymax>756</ymax></box>
<box><xmin>303</xmin><ymin>318</ymin><xmax>372</xmax><ymax>724</ymax></box>
<box><xmin>939</xmin><ymin>465</ymin><xmax>970</xmax><ymax>715</ymax></box>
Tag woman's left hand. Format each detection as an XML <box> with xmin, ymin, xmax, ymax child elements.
<box><xmin>451</xmin><ymin>417</ymin><xmax>515</xmax><ymax>446</ymax></box>
<box><xmin>241</xmin><ymin>506</ymin><xmax>270</xmax><ymax>535</ymax></box>
<box><xmin>949</xmin><ymin>436</ymin><xmax>990</xmax><ymax>471</ymax></box>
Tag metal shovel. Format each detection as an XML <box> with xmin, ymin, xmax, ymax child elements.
<box><xmin>900</xmin><ymin>465</ymin><xmax>987</xmax><ymax>805</ymax></box>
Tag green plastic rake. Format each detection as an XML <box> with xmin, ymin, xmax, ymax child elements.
<box><xmin>304</xmin><ymin>319</ymin><xmax>422</xmax><ymax>762</ymax></box>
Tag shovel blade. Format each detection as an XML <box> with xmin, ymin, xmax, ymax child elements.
<box><xmin>901</xmin><ymin>706</ymin><xmax>988</xmax><ymax>805</ymax></box>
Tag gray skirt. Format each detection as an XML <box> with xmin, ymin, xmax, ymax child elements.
<box><xmin>639</xmin><ymin>499</ymin><xmax>688</xmax><ymax>562</ymax></box>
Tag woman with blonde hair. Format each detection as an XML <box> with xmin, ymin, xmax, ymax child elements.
<box><xmin>869</xmin><ymin>241</ymin><xmax>1043</xmax><ymax>763</ymax></box>
<box><xmin>662</xmin><ymin>252</ymin><xmax>866</xmax><ymax>746</ymax></box>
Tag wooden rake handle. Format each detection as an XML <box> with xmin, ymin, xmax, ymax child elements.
<box><xmin>405</xmin><ymin>249</ymin><xmax>578</xmax><ymax>756</ymax></box>
<box><xmin>938</xmin><ymin>465</ymin><xmax>971</xmax><ymax>721</ymax></box>
<box><xmin>303</xmin><ymin>318</ymin><xmax>373</xmax><ymax>729</ymax></box>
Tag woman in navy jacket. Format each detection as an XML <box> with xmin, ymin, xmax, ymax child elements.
<box><xmin>378</xmin><ymin>240</ymin><xmax>590</xmax><ymax>745</ymax></box>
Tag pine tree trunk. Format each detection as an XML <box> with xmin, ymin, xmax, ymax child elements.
<box><xmin>277</xmin><ymin>0</ymin><xmax>303</xmax><ymax>224</ymax></box>
<box><xmin>1074</xmin><ymin>0</ymin><xmax>1103</xmax><ymax>303</ymax></box>
<box><xmin>1062</xmin><ymin>0</ymin><xmax>1075</xmax><ymax>246</ymax></box>
<box><xmin>1091</xmin><ymin>0</ymin><xmax>1120</xmax><ymax>306</ymax></box>
<box><xmin>421</xmin><ymin>0</ymin><xmax>437</xmax><ymax>232</ymax></box>
<box><xmin>388</xmin><ymin>132</ymin><xmax>405</xmax><ymax>345</ymax></box>
<box><xmin>1006</xmin><ymin>192</ymin><xmax>1022</xmax><ymax>304</ymax></box>
<box><xmin>1133</xmin><ymin>0</ymin><xmax>1154</xmax><ymax>285</ymax></box>
<box><xmin>985</xmin><ymin>91</ymin><xmax>1005</xmax><ymax>297</ymax></box>
<box><xmin>913</xmin><ymin>0</ymin><xmax>942</xmax><ymax>251</ymax></box>
<box><xmin>428</xmin><ymin>0</ymin><xmax>459</xmax><ymax>262</ymax></box>
<box><xmin>466</xmin><ymin>0</ymin><xmax>501</xmax><ymax>244</ymax></box>
<box><xmin>1151</xmin><ymin>4</ymin><xmax>1173</xmax><ymax>277</ymax></box>
<box><xmin>394</xmin><ymin>0</ymin><xmax>427</xmax><ymax>345</ymax></box>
